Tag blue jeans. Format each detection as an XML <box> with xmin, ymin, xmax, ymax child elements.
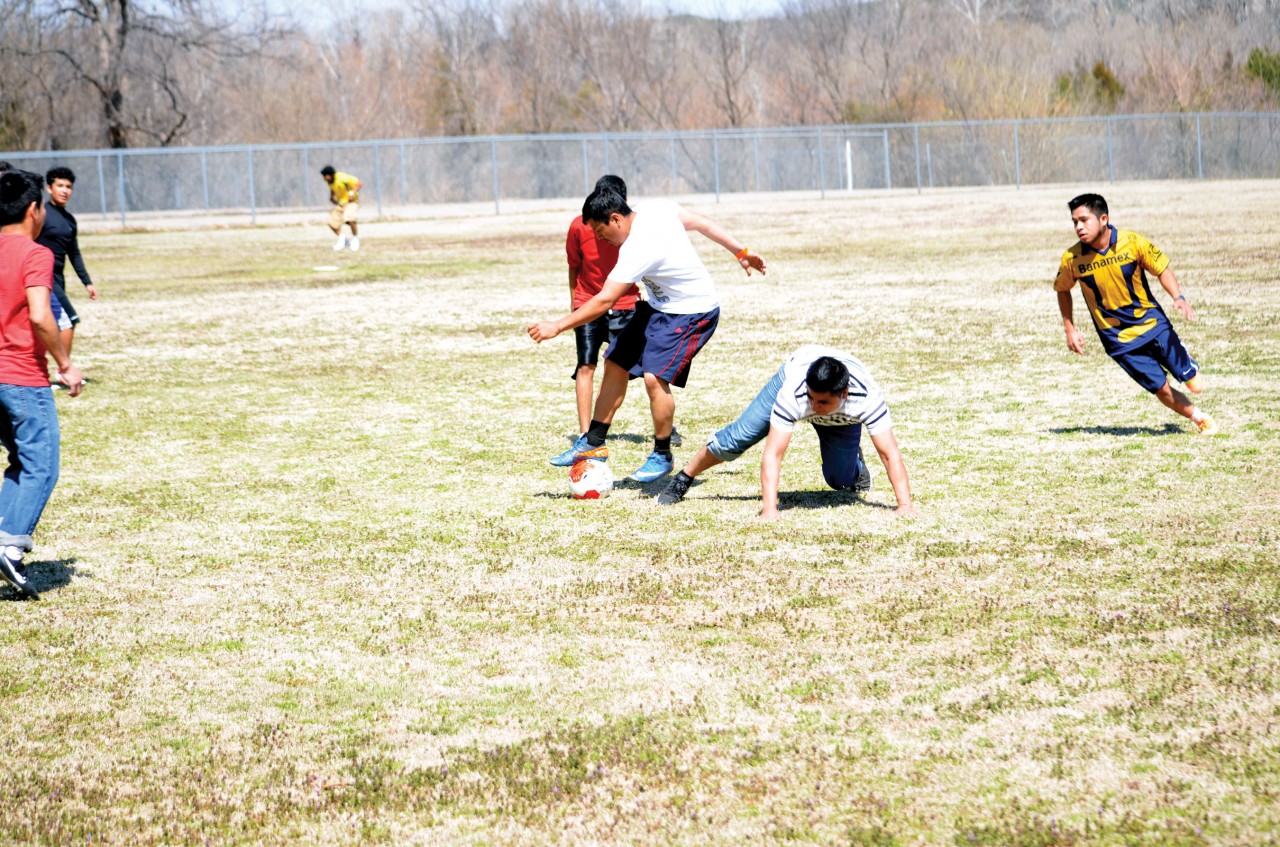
<box><xmin>0</xmin><ymin>385</ymin><xmax>61</xmax><ymax>551</ymax></box>
<box><xmin>706</xmin><ymin>364</ymin><xmax>865</xmax><ymax>490</ymax></box>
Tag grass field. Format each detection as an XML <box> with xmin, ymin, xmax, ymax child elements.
<box><xmin>2</xmin><ymin>181</ymin><xmax>1278</xmax><ymax>846</ymax></box>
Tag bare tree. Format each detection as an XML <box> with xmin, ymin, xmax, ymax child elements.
<box><xmin>14</xmin><ymin>0</ymin><xmax>285</xmax><ymax>148</ymax></box>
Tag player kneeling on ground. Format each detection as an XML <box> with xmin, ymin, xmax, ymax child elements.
<box><xmin>656</xmin><ymin>345</ymin><xmax>916</xmax><ymax>520</ymax></box>
<box><xmin>1055</xmin><ymin>193</ymin><xmax>1216</xmax><ymax>435</ymax></box>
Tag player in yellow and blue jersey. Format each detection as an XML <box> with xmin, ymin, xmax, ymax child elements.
<box><xmin>1054</xmin><ymin>193</ymin><xmax>1217</xmax><ymax>435</ymax></box>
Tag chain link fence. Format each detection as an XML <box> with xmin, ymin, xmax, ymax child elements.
<box><xmin>3</xmin><ymin>112</ymin><xmax>1277</xmax><ymax>225</ymax></box>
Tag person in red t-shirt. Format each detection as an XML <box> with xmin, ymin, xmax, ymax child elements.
<box><xmin>0</xmin><ymin>169</ymin><xmax>84</xmax><ymax>599</ymax></box>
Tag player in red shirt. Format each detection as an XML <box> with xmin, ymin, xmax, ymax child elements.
<box><xmin>0</xmin><ymin>169</ymin><xmax>84</xmax><ymax>599</ymax></box>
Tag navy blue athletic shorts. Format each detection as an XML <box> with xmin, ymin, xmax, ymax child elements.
<box><xmin>1111</xmin><ymin>325</ymin><xmax>1198</xmax><ymax>393</ymax></box>
<box><xmin>604</xmin><ymin>301</ymin><xmax>719</xmax><ymax>389</ymax></box>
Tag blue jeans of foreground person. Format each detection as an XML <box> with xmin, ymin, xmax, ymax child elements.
<box><xmin>0</xmin><ymin>385</ymin><xmax>61</xmax><ymax>551</ymax></box>
<box><xmin>705</xmin><ymin>364</ymin><xmax>865</xmax><ymax>490</ymax></box>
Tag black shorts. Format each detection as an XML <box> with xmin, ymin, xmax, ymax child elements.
<box><xmin>571</xmin><ymin>309</ymin><xmax>635</xmax><ymax>378</ymax></box>
<box><xmin>52</xmin><ymin>277</ymin><xmax>80</xmax><ymax>326</ymax></box>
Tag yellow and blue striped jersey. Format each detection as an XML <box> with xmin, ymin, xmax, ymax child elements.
<box><xmin>1055</xmin><ymin>225</ymin><xmax>1171</xmax><ymax>354</ymax></box>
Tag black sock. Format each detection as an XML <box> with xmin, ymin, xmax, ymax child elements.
<box><xmin>586</xmin><ymin>420</ymin><xmax>611</xmax><ymax>447</ymax></box>
<box><xmin>654</xmin><ymin>436</ymin><xmax>672</xmax><ymax>456</ymax></box>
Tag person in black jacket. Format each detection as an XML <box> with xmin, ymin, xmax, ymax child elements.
<box><xmin>35</xmin><ymin>167</ymin><xmax>98</xmax><ymax>366</ymax></box>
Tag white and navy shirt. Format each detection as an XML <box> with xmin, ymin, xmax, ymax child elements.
<box><xmin>608</xmin><ymin>200</ymin><xmax>719</xmax><ymax>315</ymax></box>
<box><xmin>770</xmin><ymin>345</ymin><xmax>892</xmax><ymax>435</ymax></box>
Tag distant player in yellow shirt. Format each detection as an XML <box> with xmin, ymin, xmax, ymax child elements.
<box><xmin>1054</xmin><ymin>193</ymin><xmax>1216</xmax><ymax>435</ymax></box>
<box><xmin>320</xmin><ymin>165</ymin><xmax>362</xmax><ymax>251</ymax></box>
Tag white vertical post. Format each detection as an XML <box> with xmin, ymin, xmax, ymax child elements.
<box><xmin>845</xmin><ymin>139</ymin><xmax>853</xmax><ymax>192</ymax></box>
<box><xmin>1107</xmin><ymin>117</ymin><xmax>1115</xmax><ymax>184</ymax></box>
<box><xmin>1196</xmin><ymin>113</ymin><xmax>1204</xmax><ymax>180</ymax></box>
<box><xmin>97</xmin><ymin>154</ymin><xmax>107</xmax><ymax>218</ymax></box>
<box><xmin>374</xmin><ymin>142</ymin><xmax>384</xmax><ymax>218</ymax></box>
<box><xmin>882</xmin><ymin>130</ymin><xmax>891</xmax><ymax>190</ymax></box>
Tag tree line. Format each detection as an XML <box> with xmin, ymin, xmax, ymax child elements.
<box><xmin>1</xmin><ymin>0</ymin><xmax>1278</xmax><ymax>151</ymax></box>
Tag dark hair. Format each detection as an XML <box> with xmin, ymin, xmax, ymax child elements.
<box><xmin>1068</xmin><ymin>193</ymin><xmax>1108</xmax><ymax>218</ymax></box>
<box><xmin>806</xmin><ymin>356</ymin><xmax>850</xmax><ymax>395</ymax></box>
<box><xmin>320</xmin><ymin>165</ymin><xmax>336</xmax><ymax>177</ymax></box>
<box><xmin>46</xmin><ymin>166</ymin><xmax>76</xmax><ymax>186</ymax></box>
<box><xmin>0</xmin><ymin>170</ymin><xmax>44</xmax><ymax>226</ymax></box>
<box><xmin>582</xmin><ymin>186</ymin><xmax>631</xmax><ymax>225</ymax></box>
<box><xmin>0</xmin><ymin>161</ymin><xmax>12</xmax><ymax>173</ymax></box>
<box><xmin>594</xmin><ymin>174</ymin><xmax>626</xmax><ymax>199</ymax></box>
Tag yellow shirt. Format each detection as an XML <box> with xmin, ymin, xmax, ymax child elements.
<box><xmin>1055</xmin><ymin>225</ymin><xmax>1172</xmax><ymax>354</ymax></box>
<box><xmin>328</xmin><ymin>172</ymin><xmax>360</xmax><ymax>204</ymax></box>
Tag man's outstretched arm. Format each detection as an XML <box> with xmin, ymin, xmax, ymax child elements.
<box><xmin>869</xmin><ymin>428</ymin><xmax>916</xmax><ymax>516</ymax></box>
<box><xmin>529</xmin><ymin>279</ymin><xmax>633</xmax><ymax>343</ymax></box>
<box><xmin>676</xmin><ymin>207</ymin><xmax>766</xmax><ymax>276</ymax></box>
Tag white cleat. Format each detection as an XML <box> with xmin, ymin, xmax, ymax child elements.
<box><xmin>349</xmin><ymin>236</ymin><xmax>360</xmax><ymax>252</ymax></box>
<box><xmin>333</xmin><ymin>235</ymin><xmax>347</xmax><ymax>251</ymax></box>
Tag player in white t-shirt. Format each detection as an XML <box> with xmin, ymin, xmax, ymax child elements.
<box><xmin>655</xmin><ymin>345</ymin><xmax>916</xmax><ymax>519</ymax></box>
<box><xmin>528</xmin><ymin>185</ymin><xmax>765</xmax><ymax>483</ymax></box>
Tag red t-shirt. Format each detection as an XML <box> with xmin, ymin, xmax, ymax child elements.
<box><xmin>566</xmin><ymin>216</ymin><xmax>638</xmax><ymax>311</ymax></box>
<box><xmin>0</xmin><ymin>235</ymin><xmax>53</xmax><ymax>387</ymax></box>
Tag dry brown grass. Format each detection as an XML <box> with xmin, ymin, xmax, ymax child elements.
<box><xmin>1</xmin><ymin>181</ymin><xmax>1277</xmax><ymax>846</ymax></box>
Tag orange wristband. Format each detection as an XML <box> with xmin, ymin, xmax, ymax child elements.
<box><xmin>735</xmin><ymin>247</ymin><xmax>750</xmax><ymax>261</ymax></box>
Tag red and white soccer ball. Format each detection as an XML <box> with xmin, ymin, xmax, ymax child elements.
<box><xmin>568</xmin><ymin>458</ymin><xmax>613</xmax><ymax>500</ymax></box>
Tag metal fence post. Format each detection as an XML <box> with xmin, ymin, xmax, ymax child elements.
<box><xmin>603</xmin><ymin>135</ymin><xmax>610</xmax><ymax>174</ymax></box>
<box><xmin>582</xmin><ymin>138</ymin><xmax>590</xmax><ymax>195</ymax></box>
<box><xmin>882</xmin><ymin>129</ymin><xmax>891</xmax><ymax>190</ymax></box>
<box><xmin>817</xmin><ymin>127</ymin><xmax>825</xmax><ymax>199</ymax></box>
<box><xmin>914</xmin><ymin>124</ymin><xmax>922</xmax><ymax>193</ymax></box>
<box><xmin>117</xmin><ymin>152</ymin><xmax>127</xmax><ymax>227</ymax></box>
<box><xmin>713</xmin><ymin>131</ymin><xmax>721</xmax><ymax>202</ymax></box>
<box><xmin>926</xmin><ymin>143</ymin><xmax>934</xmax><ymax>188</ymax></box>
<box><xmin>490</xmin><ymin>138</ymin><xmax>500</xmax><ymax>215</ymax></box>
<box><xmin>304</xmin><ymin>147</ymin><xmax>313</xmax><ymax>209</ymax></box>
<box><xmin>753</xmin><ymin>131</ymin><xmax>761</xmax><ymax>192</ymax></box>
<box><xmin>97</xmin><ymin>154</ymin><xmax>107</xmax><ymax>218</ymax></box>
<box><xmin>1014</xmin><ymin>121</ymin><xmax>1021</xmax><ymax>189</ymax></box>
<box><xmin>669</xmin><ymin>135</ymin><xmax>677</xmax><ymax>195</ymax></box>
<box><xmin>399</xmin><ymin>142</ymin><xmax>408</xmax><ymax>206</ymax></box>
<box><xmin>1196</xmin><ymin>113</ymin><xmax>1204</xmax><ymax>180</ymax></box>
<box><xmin>201</xmin><ymin>149</ymin><xmax>210</xmax><ymax>212</ymax></box>
<box><xmin>1107</xmin><ymin>117</ymin><xmax>1115</xmax><ymax>184</ymax></box>
<box><xmin>248</xmin><ymin>149</ymin><xmax>256</xmax><ymax>225</ymax></box>
<box><xmin>374</xmin><ymin>141</ymin><xmax>384</xmax><ymax>218</ymax></box>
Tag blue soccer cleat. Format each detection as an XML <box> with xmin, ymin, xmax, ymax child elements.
<box><xmin>551</xmin><ymin>436</ymin><xmax>608</xmax><ymax>467</ymax></box>
<box><xmin>629</xmin><ymin>451</ymin><xmax>674</xmax><ymax>483</ymax></box>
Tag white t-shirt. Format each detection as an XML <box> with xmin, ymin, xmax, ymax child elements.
<box><xmin>608</xmin><ymin>200</ymin><xmax>719</xmax><ymax>315</ymax></box>
<box><xmin>770</xmin><ymin>345</ymin><xmax>893</xmax><ymax>435</ymax></box>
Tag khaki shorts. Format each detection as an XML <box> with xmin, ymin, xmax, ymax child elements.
<box><xmin>328</xmin><ymin>202</ymin><xmax>359</xmax><ymax>229</ymax></box>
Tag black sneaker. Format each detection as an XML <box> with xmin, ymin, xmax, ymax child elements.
<box><xmin>656</xmin><ymin>472</ymin><xmax>692</xmax><ymax>505</ymax></box>
<box><xmin>670</xmin><ymin>428</ymin><xmax>683</xmax><ymax>448</ymax></box>
<box><xmin>0</xmin><ymin>554</ymin><xmax>38</xmax><ymax>599</ymax></box>
<box><xmin>854</xmin><ymin>453</ymin><xmax>872</xmax><ymax>493</ymax></box>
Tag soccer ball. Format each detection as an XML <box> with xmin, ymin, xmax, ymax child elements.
<box><xmin>568</xmin><ymin>458</ymin><xmax>613</xmax><ymax>500</ymax></box>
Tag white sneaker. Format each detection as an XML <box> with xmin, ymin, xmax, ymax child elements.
<box><xmin>349</xmin><ymin>236</ymin><xmax>360</xmax><ymax>252</ymax></box>
<box><xmin>333</xmin><ymin>235</ymin><xmax>346</xmax><ymax>251</ymax></box>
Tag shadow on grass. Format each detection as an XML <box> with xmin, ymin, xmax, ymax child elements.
<box><xmin>0</xmin><ymin>556</ymin><xmax>78</xmax><ymax>602</ymax></box>
<box><xmin>1050</xmin><ymin>423</ymin><xmax>1185</xmax><ymax>437</ymax></box>
<box><xmin>705</xmin><ymin>489</ymin><xmax>895</xmax><ymax>512</ymax></box>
